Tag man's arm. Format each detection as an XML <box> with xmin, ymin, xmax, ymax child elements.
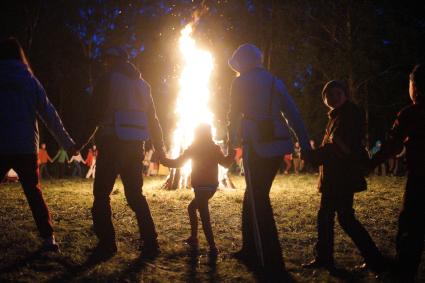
<box><xmin>145</xmin><ymin>83</ymin><xmax>165</xmax><ymax>158</ymax></box>
<box><xmin>370</xmin><ymin>110</ymin><xmax>407</xmax><ymax>168</ymax></box>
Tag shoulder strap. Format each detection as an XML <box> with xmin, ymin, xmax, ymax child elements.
<box><xmin>268</xmin><ymin>76</ymin><xmax>276</xmax><ymax>116</ymax></box>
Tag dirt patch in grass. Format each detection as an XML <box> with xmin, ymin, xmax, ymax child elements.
<box><xmin>0</xmin><ymin>175</ymin><xmax>421</xmax><ymax>282</ymax></box>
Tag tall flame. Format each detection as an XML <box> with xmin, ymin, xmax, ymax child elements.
<box><xmin>170</xmin><ymin>24</ymin><xmax>214</xmax><ymax>181</ymax></box>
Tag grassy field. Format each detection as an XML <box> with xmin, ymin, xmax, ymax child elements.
<box><xmin>0</xmin><ymin>174</ymin><xmax>422</xmax><ymax>282</ymax></box>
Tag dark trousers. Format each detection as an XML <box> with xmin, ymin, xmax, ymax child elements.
<box><xmin>92</xmin><ymin>136</ymin><xmax>158</xmax><ymax>246</ymax></box>
<box><xmin>396</xmin><ymin>173</ymin><xmax>425</xmax><ymax>277</ymax></box>
<box><xmin>242</xmin><ymin>146</ymin><xmax>284</xmax><ymax>270</ymax></box>
<box><xmin>188</xmin><ymin>189</ymin><xmax>216</xmax><ymax>247</ymax></box>
<box><xmin>56</xmin><ymin>162</ymin><xmax>66</xmax><ymax>178</ymax></box>
<box><xmin>0</xmin><ymin>154</ymin><xmax>53</xmax><ymax>238</ymax></box>
<box><xmin>316</xmin><ymin>191</ymin><xmax>382</xmax><ymax>266</ymax></box>
<box><xmin>39</xmin><ymin>163</ymin><xmax>51</xmax><ymax>179</ymax></box>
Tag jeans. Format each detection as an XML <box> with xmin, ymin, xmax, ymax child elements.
<box><xmin>0</xmin><ymin>154</ymin><xmax>53</xmax><ymax>238</ymax></box>
<box><xmin>315</xmin><ymin>190</ymin><xmax>382</xmax><ymax>266</ymax></box>
<box><xmin>241</xmin><ymin>145</ymin><xmax>284</xmax><ymax>270</ymax></box>
<box><xmin>92</xmin><ymin>136</ymin><xmax>158</xmax><ymax>246</ymax></box>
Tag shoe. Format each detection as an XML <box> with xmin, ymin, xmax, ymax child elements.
<box><xmin>302</xmin><ymin>259</ymin><xmax>336</xmax><ymax>271</ymax></box>
<box><xmin>140</xmin><ymin>242</ymin><xmax>160</xmax><ymax>259</ymax></box>
<box><xmin>89</xmin><ymin>241</ymin><xmax>117</xmax><ymax>261</ymax></box>
<box><xmin>183</xmin><ymin>237</ymin><xmax>199</xmax><ymax>249</ymax></box>
<box><xmin>42</xmin><ymin>235</ymin><xmax>60</xmax><ymax>252</ymax></box>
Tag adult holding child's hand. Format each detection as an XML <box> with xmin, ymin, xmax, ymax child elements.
<box><xmin>227</xmin><ymin>43</ymin><xmax>311</xmax><ymax>278</ymax></box>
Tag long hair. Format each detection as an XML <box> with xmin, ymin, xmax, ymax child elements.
<box><xmin>0</xmin><ymin>37</ymin><xmax>32</xmax><ymax>73</ymax></box>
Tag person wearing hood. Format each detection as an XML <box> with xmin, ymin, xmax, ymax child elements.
<box><xmin>79</xmin><ymin>46</ymin><xmax>165</xmax><ymax>259</ymax></box>
<box><xmin>227</xmin><ymin>43</ymin><xmax>311</xmax><ymax>276</ymax></box>
<box><xmin>0</xmin><ymin>37</ymin><xmax>76</xmax><ymax>251</ymax></box>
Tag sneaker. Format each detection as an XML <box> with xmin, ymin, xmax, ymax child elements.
<box><xmin>302</xmin><ymin>259</ymin><xmax>336</xmax><ymax>271</ymax></box>
<box><xmin>42</xmin><ymin>235</ymin><xmax>60</xmax><ymax>252</ymax></box>
<box><xmin>183</xmin><ymin>237</ymin><xmax>199</xmax><ymax>249</ymax></box>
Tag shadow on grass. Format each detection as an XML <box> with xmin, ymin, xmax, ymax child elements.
<box><xmin>0</xmin><ymin>248</ymin><xmax>45</xmax><ymax>274</ymax></box>
<box><xmin>184</xmin><ymin>248</ymin><xmax>222</xmax><ymax>282</ymax></box>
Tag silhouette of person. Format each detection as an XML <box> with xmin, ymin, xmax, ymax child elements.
<box><xmin>161</xmin><ymin>124</ymin><xmax>235</xmax><ymax>255</ymax></box>
<box><xmin>80</xmin><ymin>46</ymin><xmax>165</xmax><ymax>259</ymax></box>
<box><xmin>369</xmin><ymin>64</ymin><xmax>425</xmax><ymax>281</ymax></box>
<box><xmin>0</xmin><ymin>38</ymin><xmax>75</xmax><ymax>251</ymax></box>
<box><xmin>227</xmin><ymin>43</ymin><xmax>310</xmax><ymax>277</ymax></box>
<box><xmin>302</xmin><ymin>80</ymin><xmax>386</xmax><ymax>273</ymax></box>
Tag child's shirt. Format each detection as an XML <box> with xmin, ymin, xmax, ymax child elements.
<box><xmin>162</xmin><ymin>141</ymin><xmax>234</xmax><ymax>188</ymax></box>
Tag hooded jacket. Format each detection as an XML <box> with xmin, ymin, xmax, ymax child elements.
<box><xmin>0</xmin><ymin>60</ymin><xmax>75</xmax><ymax>154</ymax></box>
<box><xmin>227</xmin><ymin>44</ymin><xmax>310</xmax><ymax>157</ymax></box>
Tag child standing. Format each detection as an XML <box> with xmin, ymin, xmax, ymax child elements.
<box><xmin>161</xmin><ymin>124</ymin><xmax>235</xmax><ymax>255</ymax></box>
<box><xmin>302</xmin><ymin>80</ymin><xmax>386</xmax><ymax>273</ymax></box>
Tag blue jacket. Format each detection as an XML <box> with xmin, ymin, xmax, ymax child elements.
<box><xmin>0</xmin><ymin>60</ymin><xmax>75</xmax><ymax>154</ymax></box>
<box><xmin>228</xmin><ymin>68</ymin><xmax>310</xmax><ymax>157</ymax></box>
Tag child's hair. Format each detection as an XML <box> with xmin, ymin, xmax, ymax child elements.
<box><xmin>194</xmin><ymin>123</ymin><xmax>213</xmax><ymax>143</ymax></box>
<box><xmin>321</xmin><ymin>80</ymin><xmax>349</xmax><ymax>101</ymax></box>
<box><xmin>0</xmin><ymin>37</ymin><xmax>32</xmax><ymax>73</ymax></box>
<box><xmin>410</xmin><ymin>64</ymin><xmax>425</xmax><ymax>101</ymax></box>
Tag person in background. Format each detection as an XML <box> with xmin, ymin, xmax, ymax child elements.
<box><xmin>52</xmin><ymin>147</ymin><xmax>69</xmax><ymax>178</ymax></box>
<box><xmin>369</xmin><ymin>64</ymin><xmax>425</xmax><ymax>281</ymax></box>
<box><xmin>283</xmin><ymin>153</ymin><xmax>292</xmax><ymax>174</ymax></box>
<box><xmin>85</xmin><ymin>148</ymin><xmax>94</xmax><ymax>173</ymax></box>
<box><xmin>292</xmin><ymin>142</ymin><xmax>304</xmax><ymax>174</ymax></box>
<box><xmin>68</xmin><ymin>151</ymin><xmax>86</xmax><ymax>178</ymax></box>
<box><xmin>38</xmin><ymin>143</ymin><xmax>52</xmax><ymax>179</ymax></box>
<box><xmin>370</xmin><ymin>140</ymin><xmax>386</xmax><ymax>176</ymax></box>
<box><xmin>302</xmin><ymin>80</ymin><xmax>387</xmax><ymax>273</ymax></box>
<box><xmin>0</xmin><ymin>37</ymin><xmax>75</xmax><ymax>251</ymax></box>
<box><xmin>161</xmin><ymin>124</ymin><xmax>235</xmax><ymax>255</ymax></box>
<box><xmin>228</xmin><ymin>43</ymin><xmax>311</xmax><ymax>278</ymax></box>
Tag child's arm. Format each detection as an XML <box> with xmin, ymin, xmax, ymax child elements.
<box><xmin>218</xmin><ymin>148</ymin><xmax>236</xmax><ymax>168</ymax></box>
<box><xmin>160</xmin><ymin>151</ymin><xmax>190</xmax><ymax>168</ymax></box>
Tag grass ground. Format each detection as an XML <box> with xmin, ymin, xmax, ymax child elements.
<box><xmin>0</xmin><ymin>174</ymin><xmax>422</xmax><ymax>282</ymax></box>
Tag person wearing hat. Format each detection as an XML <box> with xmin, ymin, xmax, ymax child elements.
<box><xmin>227</xmin><ymin>43</ymin><xmax>311</xmax><ymax>277</ymax></box>
<box><xmin>80</xmin><ymin>46</ymin><xmax>165</xmax><ymax>259</ymax></box>
<box><xmin>302</xmin><ymin>80</ymin><xmax>387</xmax><ymax>273</ymax></box>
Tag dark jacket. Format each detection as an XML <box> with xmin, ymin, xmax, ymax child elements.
<box><xmin>371</xmin><ymin>102</ymin><xmax>425</xmax><ymax>175</ymax></box>
<box><xmin>308</xmin><ymin>101</ymin><xmax>368</xmax><ymax>193</ymax></box>
<box><xmin>82</xmin><ymin>60</ymin><xmax>164</xmax><ymax>150</ymax></box>
<box><xmin>0</xmin><ymin>60</ymin><xmax>74</xmax><ymax>154</ymax></box>
<box><xmin>162</xmin><ymin>141</ymin><xmax>234</xmax><ymax>188</ymax></box>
